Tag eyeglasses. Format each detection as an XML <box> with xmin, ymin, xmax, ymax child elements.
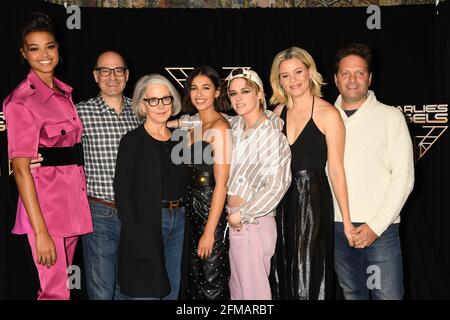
<box><xmin>143</xmin><ymin>96</ymin><xmax>174</xmax><ymax>107</ymax></box>
<box><xmin>95</xmin><ymin>67</ymin><xmax>128</xmax><ymax>77</ymax></box>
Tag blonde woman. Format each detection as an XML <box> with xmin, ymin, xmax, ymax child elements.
<box><xmin>269</xmin><ymin>47</ymin><xmax>354</xmax><ymax>300</ymax></box>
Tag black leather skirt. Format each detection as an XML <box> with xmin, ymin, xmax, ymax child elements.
<box><xmin>184</xmin><ymin>169</ymin><xmax>230</xmax><ymax>300</ymax></box>
<box><xmin>270</xmin><ymin>168</ymin><xmax>334</xmax><ymax>300</ymax></box>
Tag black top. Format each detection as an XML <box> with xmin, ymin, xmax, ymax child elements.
<box><xmin>148</xmin><ymin>134</ymin><xmax>188</xmax><ymax>201</ymax></box>
<box><xmin>187</xmin><ymin>140</ymin><xmax>214</xmax><ymax>173</ymax></box>
<box><xmin>280</xmin><ymin>98</ymin><xmax>327</xmax><ymax>172</ymax></box>
<box><xmin>344</xmin><ymin>109</ymin><xmax>358</xmax><ymax>117</ymax></box>
<box><xmin>114</xmin><ymin>124</ymin><xmax>188</xmax><ymax>297</ymax></box>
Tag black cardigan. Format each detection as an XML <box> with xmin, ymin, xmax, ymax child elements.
<box><xmin>113</xmin><ymin>124</ymin><xmax>170</xmax><ymax>298</ymax></box>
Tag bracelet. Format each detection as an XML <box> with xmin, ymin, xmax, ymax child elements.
<box><xmin>177</xmin><ymin>119</ymin><xmax>180</xmax><ymax>128</ymax></box>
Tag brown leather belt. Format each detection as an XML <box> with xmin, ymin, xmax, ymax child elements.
<box><xmin>88</xmin><ymin>196</ymin><xmax>116</xmax><ymax>209</ymax></box>
<box><xmin>162</xmin><ymin>199</ymin><xmax>184</xmax><ymax>209</ymax></box>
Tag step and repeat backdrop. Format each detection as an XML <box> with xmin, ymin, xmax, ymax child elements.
<box><xmin>1</xmin><ymin>0</ymin><xmax>449</xmax><ymax>299</ymax></box>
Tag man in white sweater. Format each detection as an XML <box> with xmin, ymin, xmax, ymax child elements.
<box><xmin>332</xmin><ymin>43</ymin><xmax>414</xmax><ymax>300</ymax></box>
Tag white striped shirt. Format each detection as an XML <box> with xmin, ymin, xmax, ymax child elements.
<box><xmin>227</xmin><ymin>111</ymin><xmax>292</xmax><ymax>224</ymax></box>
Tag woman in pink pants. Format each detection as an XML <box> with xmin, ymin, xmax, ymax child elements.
<box><xmin>4</xmin><ymin>12</ymin><xmax>92</xmax><ymax>300</ymax></box>
<box><xmin>225</xmin><ymin>69</ymin><xmax>291</xmax><ymax>300</ymax></box>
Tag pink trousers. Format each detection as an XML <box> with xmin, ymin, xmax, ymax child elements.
<box><xmin>27</xmin><ymin>233</ymin><xmax>78</xmax><ymax>300</ymax></box>
<box><xmin>228</xmin><ymin>215</ymin><xmax>277</xmax><ymax>300</ymax></box>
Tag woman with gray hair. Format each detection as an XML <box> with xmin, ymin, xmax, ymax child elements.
<box><xmin>114</xmin><ymin>74</ymin><xmax>188</xmax><ymax>299</ymax></box>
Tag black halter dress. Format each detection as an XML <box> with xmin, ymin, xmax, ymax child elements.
<box><xmin>270</xmin><ymin>98</ymin><xmax>334</xmax><ymax>300</ymax></box>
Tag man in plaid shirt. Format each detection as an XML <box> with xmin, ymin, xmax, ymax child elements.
<box><xmin>76</xmin><ymin>51</ymin><xmax>141</xmax><ymax>300</ymax></box>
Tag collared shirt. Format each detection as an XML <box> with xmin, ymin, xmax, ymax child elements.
<box><xmin>76</xmin><ymin>95</ymin><xmax>142</xmax><ymax>201</ymax></box>
<box><xmin>227</xmin><ymin>110</ymin><xmax>292</xmax><ymax>224</ymax></box>
<box><xmin>4</xmin><ymin>70</ymin><xmax>93</xmax><ymax>237</ymax></box>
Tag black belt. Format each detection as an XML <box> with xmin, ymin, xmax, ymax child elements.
<box><xmin>38</xmin><ymin>142</ymin><xmax>84</xmax><ymax>167</ymax></box>
<box><xmin>162</xmin><ymin>199</ymin><xmax>184</xmax><ymax>209</ymax></box>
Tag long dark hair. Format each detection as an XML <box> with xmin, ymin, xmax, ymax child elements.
<box><xmin>183</xmin><ymin>66</ymin><xmax>230</xmax><ymax>113</ymax></box>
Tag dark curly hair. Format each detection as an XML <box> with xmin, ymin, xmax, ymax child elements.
<box><xmin>183</xmin><ymin>66</ymin><xmax>230</xmax><ymax>113</ymax></box>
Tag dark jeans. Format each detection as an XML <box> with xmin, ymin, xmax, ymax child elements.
<box><xmin>120</xmin><ymin>206</ymin><xmax>185</xmax><ymax>300</ymax></box>
<box><xmin>334</xmin><ymin>222</ymin><xmax>404</xmax><ymax>300</ymax></box>
<box><xmin>82</xmin><ymin>200</ymin><xmax>122</xmax><ymax>300</ymax></box>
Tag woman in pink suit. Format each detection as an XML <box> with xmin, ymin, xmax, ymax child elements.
<box><xmin>3</xmin><ymin>12</ymin><xmax>92</xmax><ymax>300</ymax></box>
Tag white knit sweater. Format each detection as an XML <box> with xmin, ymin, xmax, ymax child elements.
<box><xmin>332</xmin><ymin>91</ymin><xmax>414</xmax><ymax>236</ymax></box>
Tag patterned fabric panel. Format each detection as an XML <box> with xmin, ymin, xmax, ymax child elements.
<box><xmin>46</xmin><ymin>0</ymin><xmax>438</xmax><ymax>9</ymax></box>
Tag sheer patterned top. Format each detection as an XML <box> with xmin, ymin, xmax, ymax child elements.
<box><xmin>280</xmin><ymin>97</ymin><xmax>327</xmax><ymax>172</ymax></box>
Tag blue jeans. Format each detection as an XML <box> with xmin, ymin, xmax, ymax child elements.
<box><xmin>82</xmin><ymin>200</ymin><xmax>122</xmax><ymax>300</ymax></box>
<box><xmin>161</xmin><ymin>206</ymin><xmax>185</xmax><ymax>300</ymax></box>
<box><xmin>120</xmin><ymin>206</ymin><xmax>185</xmax><ymax>300</ymax></box>
<box><xmin>334</xmin><ymin>222</ymin><xmax>404</xmax><ymax>300</ymax></box>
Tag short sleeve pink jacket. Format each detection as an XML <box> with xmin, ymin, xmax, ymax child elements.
<box><xmin>3</xmin><ymin>70</ymin><xmax>92</xmax><ymax>237</ymax></box>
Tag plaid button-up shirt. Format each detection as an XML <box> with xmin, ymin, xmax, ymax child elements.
<box><xmin>76</xmin><ymin>95</ymin><xmax>142</xmax><ymax>201</ymax></box>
